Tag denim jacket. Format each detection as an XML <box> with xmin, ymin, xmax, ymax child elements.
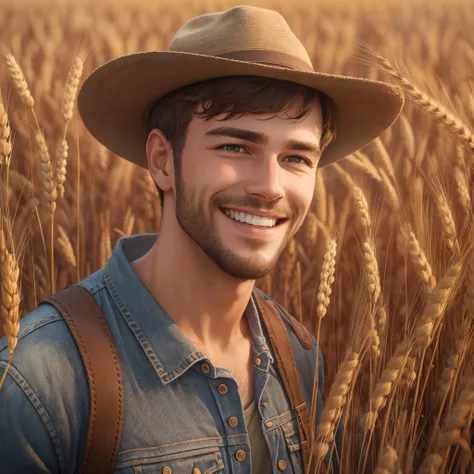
<box><xmin>0</xmin><ymin>233</ymin><xmax>341</xmax><ymax>473</ymax></box>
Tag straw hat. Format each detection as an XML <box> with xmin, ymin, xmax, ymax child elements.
<box><xmin>77</xmin><ymin>5</ymin><xmax>404</xmax><ymax>168</ymax></box>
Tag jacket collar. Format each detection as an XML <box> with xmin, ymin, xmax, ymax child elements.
<box><xmin>104</xmin><ymin>233</ymin><xmax>272</xmax><ymax>384</ymax></box>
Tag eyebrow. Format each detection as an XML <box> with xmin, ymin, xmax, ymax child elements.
<box><xmin>205</xmin><ymin>126</ymin><xmax>321</xmax><ymax>156</ymax></box>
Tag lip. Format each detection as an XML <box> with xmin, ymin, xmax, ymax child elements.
<box><xmin>220</xmin><ymin>208</ymin><xmax>287</xmax><ymax>236</ymax></box>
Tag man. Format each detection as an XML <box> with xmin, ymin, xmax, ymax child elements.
<box><xmin>0</xmin><ymin>5</ymin><xmax>404</xmax><ymax>473</ymax></box>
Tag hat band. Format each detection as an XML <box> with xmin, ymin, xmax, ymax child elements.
<box><xmin>218</xmin><ymin>50</ymin><xmax>314</xmax><ymax>73</ymax></box>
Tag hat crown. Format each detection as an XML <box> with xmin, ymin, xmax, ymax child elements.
<box><xmin>168</xmin><ymin>5</ymin><xmax>314</xmax><ymax>71</ymax></box>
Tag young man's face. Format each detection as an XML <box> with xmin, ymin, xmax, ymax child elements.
<box><xmin>168</xmin><ymin>96</ymin><xmax>323</xmax><ymax>281</ymax></box>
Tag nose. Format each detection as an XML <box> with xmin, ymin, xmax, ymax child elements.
<box><xmin>244</xmin><ymin>156</ymin><xmax>285</xmax><ymax>203</ymax></box>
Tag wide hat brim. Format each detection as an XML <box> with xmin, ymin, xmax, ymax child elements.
<box><xmin>77</xmin><ymin>50</ymin><xmax>405</xmax><ymax>169</ymax></box>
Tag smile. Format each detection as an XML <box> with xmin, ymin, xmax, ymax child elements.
<box><xmin>220</xmin><ymin>208</ymin><xmax>287</xmax><ymax>228</ymax></box>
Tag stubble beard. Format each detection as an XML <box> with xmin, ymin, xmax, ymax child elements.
<box><xmin>174</xmin><ymin>168</ymin><xmax>292</xmax><ymax>281</ymax></box>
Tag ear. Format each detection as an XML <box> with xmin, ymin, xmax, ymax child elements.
<box><xmin>146</xmin><ymin>129</ymin><xmax>174</xmax><ymax>195</ymax></box>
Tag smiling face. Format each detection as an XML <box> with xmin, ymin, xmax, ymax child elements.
<box><xmin>150</xmin><ymin>95</ymin><xmax>323</xmax><ymax>281</ymax></box>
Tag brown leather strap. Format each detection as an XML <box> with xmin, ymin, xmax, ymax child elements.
<box><xmin>40</xmin><ymin>285</ymin><xmax>124</xmax><ymax>474</ymax></box>
<box><xmin>253</xmin><ymin>290</ymin><xmax>312</xmax><ymax>472</ymax></box>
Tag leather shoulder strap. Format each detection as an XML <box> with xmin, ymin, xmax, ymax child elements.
<box><xmin>252</xmin><ymin>289</ymin><xmax>312</xmax><ymax>472</ymax></box>
<box><xmin>40</xmin><ymin>284</ymin><xmax>124</xmax><ymax>474</ymax></box>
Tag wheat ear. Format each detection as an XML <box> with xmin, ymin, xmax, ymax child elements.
<box><xmin>399</xmin><ymin>114</ymin><xmax>415</xmax><ymax>158</ymax></box>
<box><xmin>347</xmin><ymin>152</ymin><xmax>382</xmax><ymax>182</ymax></box>
<box><xmin>363</xmin><ymin>241</ymin><xmax>383</xmax><ymax>356</ymax></box>
<box><xmin>62</xmin><ymin>51</ymin><xmax>86</xmax><ymax>125</ymax></box>
<box><xmin>438</xmin><ymin>318</ymin><xmax>472</xmax><ymax>402</ymax></box>
<box><xmin>375</xmin><ymin>445</ymin><xmax>399</xmax><ymax>474</ymax></box>
<box><xmin>353</xmin><ymin>184</ymin><xmax>372</xmax><ymax>239</ymax></box>
<box><xmin>463</xmin><ymin>250</ymin><xmax>474</xmax><ymax>314</ymax></box>
<box><xmin>370</xmin><ymin>49</ymin><xmax>474</xmax><ymax>152</ymax></box>
<box><xmin>316</xmin><ymin>238</ymin><xmax>337</xmax><ymax>319</ymax></box>
<box><xmin>56</xmin><ymin>225</ymin><xmax>76</xmax><ymax>268</ymax></box>
<box><xmin>413</xmin><ymin>262</ymin><xmax>462</xmax><ymax>350</ymax></box>
<box><xmin>36</xmin><ymin>130</ymin><xmax>57</xmax><ymax>214</ymax></box>
<box><xmin>0</xmin><ymin>230</ymin><xmax>21</xmax><ymax>390</ymax></box>
<box><xmin>5</xmin><ymin>52</ymin><xmax>35</xmax><ymax>110</ymax></box>
<box><xmin>0</xmin><ymin>101</ymin><xmax>12</xmax><ymax>166</ymax></box>
<box><xmin>402</xmin><ymin>225</ymin><xmax>436</xmax><ymax>293</ymax></box>
<box><xmin>314</xmin><ymin>351</ymin><xmax>360</xmax><ymax>457</ymax></box>
<box><xmin>54</xmin><ymin>139</ymin><xmax>68</xmax><ymax>198</ymax></box>
<box><xmin>362</xmin><ymin>341</ymin><xmax>409</xmax><ymax>431</ymax></box>
<box><xmin>419</xmin><ymin>375</ymin><xmax>474</xmax><ymax>474</ymax></box>
<box><xmin>453</xmin><ymin>166</ymin><xmax>471</xmax><ymax>215</ymax></box>
<box><xmin>373</xmin><ymin>137</ymin><xmax>396</xmax><ymax>178</ymax></box>
<box><xmin>435</xmin><ymin>191</ymin><xmax>460</xmax><ymax>255</ymax></box>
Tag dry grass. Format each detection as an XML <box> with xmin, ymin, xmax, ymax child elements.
<box><xmin>0</xmin><ymin>0</ymin><xmax>473</xmax><ymax>472</ymax></box>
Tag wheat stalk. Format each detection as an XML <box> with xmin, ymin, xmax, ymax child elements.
<box><xmin>347</xmin><ymin>151</ymin><xmax>383</xmax><ymax>183</ymax></box>
<box><xmin>399</xmin><ymin>114</ymin><xmax>416</xmax><ymax>158</ymax></box>
<box><xmin>373</xmin><ymin>137</ymin><xmax>396</xmax><ymax>178</ymax></box>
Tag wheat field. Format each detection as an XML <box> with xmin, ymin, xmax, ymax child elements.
<box><xmin>0</xmin><ymin>0</ymin><xmax>473</xmax><ymax>472</ymax></box>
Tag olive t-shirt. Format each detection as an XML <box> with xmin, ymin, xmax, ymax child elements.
<box><xmin>244</xmin><ymin>398</ymin><xmax>273</xmax><ymax>473</ymax></box>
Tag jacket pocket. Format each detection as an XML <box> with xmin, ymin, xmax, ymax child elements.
<box><xmin>116</xmin><ymin>448</ymin><xmax>224</xmax><ymax>474</ymax></box>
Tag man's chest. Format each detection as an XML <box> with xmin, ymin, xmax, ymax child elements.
<box><xmin>110</xmin><ymin>356</ymin><xmax>305</xmax><ymax>474</ymax></box>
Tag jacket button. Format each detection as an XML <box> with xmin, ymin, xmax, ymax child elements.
<box><xmin>201</xmin><ymin>363</ymin><xmax>210</xmax><ymax>374</ymax></box>
<box><xmin>193</xmin><ymin>469</ymin><xmax>201</xmax><ymax>474</ymax></box>
<box><xmin>217</xmin><ymin>383</ymin><xmax>228</xmax><ymax>395</ymax></box>
<box><xmin>278</xmin><ymin>459</ymin><xmax>287</xmax><ymax>470</ymax></box>
<box><xmin>255</xmin><ymin>357</ymin><xmax>262</xmax><ymax>366</ymax></box>
<box><xmin>162</xmin><ymin>467</ymin><xmax>172</xmax><ymax>474</ymax></box>
<box><xmin>235</xmin><ymin>449</ymin><xmax>246</xmax><ymax>461</ymax></box>
<box><xmin>228</xmin><ymin>416</ymin><xmax>239</xmax><ymax>427</ymax></box>
<box><xmin>266</xmin><ymin>420</ymin><xmax>273</xmax><ymax>428</ymax></box>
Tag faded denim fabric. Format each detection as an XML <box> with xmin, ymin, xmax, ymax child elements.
<box><xmin>0</xmin><ymin>233</ymin><xmax>342</xmax><ymax>473</ymax></box>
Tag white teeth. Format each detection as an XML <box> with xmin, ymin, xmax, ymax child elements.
<box><xmin>224</xmin><ymin>209</ymin><xmax>278</xmax><ymax>228</ymax></box>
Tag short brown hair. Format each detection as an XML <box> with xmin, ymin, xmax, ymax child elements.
<box><xmin>146</xmin><ymin>75</ymin><xmax>338</xmax><ymax>207</ymax></box>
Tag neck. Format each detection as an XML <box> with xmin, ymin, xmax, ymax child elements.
<box><xmin>131</xmin><ymin>223</ymin><xmax>256</xmax><ymax>351</ymax></box>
